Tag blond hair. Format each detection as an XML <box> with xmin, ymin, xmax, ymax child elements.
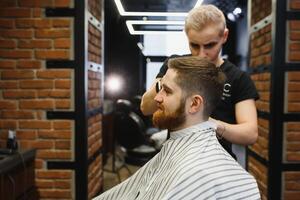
<box><xmin>185</xmin><ymin>4</ymin><xmax>226</xmax><ymax>35</ymax></box>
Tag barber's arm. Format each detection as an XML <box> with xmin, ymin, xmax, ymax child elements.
<box><xmin>140</xmin><ymin>78</ymin><xmax>161</xmax><ymax>116</ymax></box>
<box><xmin>211</xmin><ymin>99</ymin><xmax>258</xmax><ymax>145</ymax></box>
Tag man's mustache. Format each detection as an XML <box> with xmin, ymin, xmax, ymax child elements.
<box><xmin>157</xmin><ymin>103</ymin><xmax>164</xmax><ymax>110</ymax></box>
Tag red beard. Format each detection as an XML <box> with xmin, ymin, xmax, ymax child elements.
<box><xmin>152</xmin><ymin>100</ymin><xmax>186</xmax><ymax>131</ymax></box>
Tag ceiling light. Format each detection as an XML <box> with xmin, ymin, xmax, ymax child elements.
<box><xmin>114</xmin><ymin>0</ymin><xmax>203</xmax><ymax>17</ymax></box>
<box><xmin>106</xmin><ymin>75</ymin><xmax>123</xmax><ymax>94</ymax></box>
<box><xmin>227</xmin><ymin>13</ymin><xmax>236</xmax><ymax>22</ymax></box>
<box><xmin>137</xmin><ymin>42</ymin><xmax>144</xmax><ymax>50</ymax></box>
<box><xmin>126</xmin><ymin>20</ymin><xmax>185</xmax><ymax>35</ymax></box>
<box><xmin>233</xmin><ymin>7</ymin><xmax>242</xmax><ymax>15</ymax></box>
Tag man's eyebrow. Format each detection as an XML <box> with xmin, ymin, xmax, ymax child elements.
<box><xmin>162</xmin><ymin>83</ymin><xmax>173</xmax><ymax>92</ymax></box>
<box><xmin>204</xmin><ymin>40</ymin><xmax>218</xmax><ymax>45</ymax></box>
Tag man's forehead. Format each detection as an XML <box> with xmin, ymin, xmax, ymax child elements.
<box><xmin>188</xmin><ymin>28</ymin><xmax>222</xmax><ymax>41</ymax></box>
<box><xmin>164</xmin><ymin>69</ymin><xmax>177</xmax><ymax>81</ymax></box>
<box><xmin>162</xmin><ymin>69</ymin><xmax>179</xmax><ymax>88</ymax></box>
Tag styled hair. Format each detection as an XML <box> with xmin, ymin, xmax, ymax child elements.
<box><xmin>168</xmin><ymin>56</ymin><xmax>226</xmax><ymax>118</ymax></box>
<box><xmin>185</xmin><ymin>4</ymin><xmax>226</xmax><ymax>35</ymax></box>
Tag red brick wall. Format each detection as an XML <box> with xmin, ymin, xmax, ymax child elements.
<box><xmin>0</xmin><ymin>0</ymin><xmax>76</xmax><ymax>199</ymax></box>
<box><xmin>87</xmin><ymin>0</ymin><xmax>103</xmax><ymax>198</ymax></box>
<box><xmin>289</xmin><ymin>0</ymin><xmax>300</xmax><ymax>10</ymax></box>
<box><xmin>36</xmin><ymin>170</ymin><xmax>73</xmax><ymax>199</ymax></box>
<box><xmin>252</xmin><ymin>73</ymin><xmax>270</xmax><ymax>112</ymax></box>
<box><xmin>288</xmin><ymin>17</ymin><xmax>300</xmax><ymax>121</ymax></box>
<box><xmin>248</xmin><ymin>156</ymin><xmax>268</xmax><ymax>200</ymax></box>
<box><xmin>284</xmin><ymin>122</ymin><xmax>300</xmax><ymax>162</ymax></box>
<box><xmin>88</xmin><ymin>69</ymin><xmax>102</xmax><ymax>110</ymax></box>
<box><xmin>249</xmin><ymin>118</ymin><xmax>269</xmax><ymax>160</ymax></box>
<box><xmin>88</xmin><ymin>113</ymin><xmax>102</xmax><ymax>198</ymax></box>
<box><xmin>283</xmin><ymin>2</ymin><xmax>300</xmax><ymax>200</ymax></box>
<box><xmin>248</xmin><ymin>0</ymin><xmax>272</xmax><ymax>199</ymax></box>
<box><xmin>249</xmin><ymin>0</ymin><xmax>300</xmax><ymax>199</ymax></box>
<box><xmin>88</xmin><ymin>23</ymin><xmax>102</xmax><ymax>64</ymax></box>
<box><xmin>283</xmin><ymin>171</ymin><xmax>300</xmax><ymax>199</ymax></box>
<box><xmin>88</xmin><ymin>154</ymin><xmax>102</xmax><ymax>199</ymax></box>
<box><xmin>250</xmin><ymin>0</ymin><xmax>272</xmax><ymax>25</ymax></box>
<box><xmin>288</xmin><ymin>20</ymin><xmax>300</xmax><ymax>62</ymax></box>
<box><xmin>88</xmin><ymin>114</ymin><xmax>102</xmax><ymax>159</ymax></box>
<box><xmin>88</xmin><ymin>0</ymin><xmax>102</xmax><ymax>22</ymax></box>
<box><xmin>249</xmin><ymin>24</ymin><xmax>272</xmax><ymax>69</ymax></box>
<box><xmin>286</xmin><ymin>72</ymin><xmax>300</xmax><ymax>112</ymax></box>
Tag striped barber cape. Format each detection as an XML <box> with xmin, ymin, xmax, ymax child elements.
<box><xmin>93</xmin><ymin>121</ymin><xmax>260</xmax><ymax>200</ymax></box>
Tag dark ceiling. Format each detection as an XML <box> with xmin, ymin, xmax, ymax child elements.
<box><xmin>122</xmin><ymin>0</ymin><xmax>197</xmax><ymax>12</ymax></box>
<box><xmin>119</xmin><ymin>0</ymin><xmax>243</xmax><ymax>15</ymax></box>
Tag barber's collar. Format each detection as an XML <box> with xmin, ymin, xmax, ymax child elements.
<box><xmin>169</xmin><ymin>121</ymin><xmax>216</xmax><ymax>140</ymax></box>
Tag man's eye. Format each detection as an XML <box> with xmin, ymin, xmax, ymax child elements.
<box><xmin>163</xmin><ymin>88</ymin><xmax>172</xmax><ymax>95</ymax></box>
<box><xmin>204</xmin><ymin>42</ymin><xmax>217</xmax><ymax>49</ymax></box>
<box><xmin>190</xmin><ymin>43</ymin><xmax>199</xmax><ymax>48</ymax></box>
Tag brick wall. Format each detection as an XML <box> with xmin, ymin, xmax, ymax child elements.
<box><xmin>283</xmin><ymin>171</ymin><xmax>300</xmax><ymax>199</ymax></box>
<box><xmin>249</xmin><ymin>118</ymin><xmax>269</xmax><ymax>160</ymax></box>
<box><xmin>249</xmin><ymin>24</ymin><xmax>272</xmax><ymax>69</ymax></box>
<box><xmin>288</xmin><ymin>20</ymin><xmax>300</xmax><ymax>62</ymax></box>
<box><xmin>283</xmin><ymin>1</ymin><xmax>300</xmax><ymax>199</ymax></box>
<box><xmin>88</xmin><ymin>0</ymin><xmax>102</xmax><ymax>22</ymax></box>
<box><xmin>248</xmin><ymin>156</ymin><xmax>268</xmax><ymax>200</ymax></box>
<box><xmin>285</xmin><ymin>122</ymin><xmax>300</xmax><ymax>162</ymax></box>
<box><xmin>251</xmin><ymin>0</ymin><xmax>272</xmax><ymax>25</ymax></box>
<box><xmin>88</xmin><ymin>24</ymin><xmax>102</xmax><ymax>64</ymax></box>
<box><xmin>0</xmin><ymin>0</ymin><xmax>104</xmax><ymax>199</ymax></box>
<box><xmin>0</xmin><ymin>0</ymin><xmax>75</xmax><ymax>199</ymax></box>
<box><xmin>248</xmin><ymin>0</ymin><xmax>300</xmax><ymax>199</ymax></box>
<box><xmin>286</xmin><ymin>72</ymin><xmax>300</xmax><ymax>112</ymax></box>
<box><xmin>290</xmin><ymin>0</ymin><xmax>300</xmax><ymax>10</ymax></box>
<box><xmin>248</xmin><ymin>0</ymin><xmax>272</xmax><ymax>199</ymax></box>
<box><xmin>250</xmin><ymin>73</ymin><xmax>270</xmax><ymax>160</ymax></box>
<box><xmin>252</xmin><ymin>73</ymin><xmax>270</xmax><ymax>112</ymax></box>
<box><xmin>87</xmin><ymin>0</ymin><xmax>103</xmax><ymax>198</ymax></box>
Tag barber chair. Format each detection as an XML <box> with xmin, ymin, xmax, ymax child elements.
<box><xmin>113</xmin><ymin>99</ymin><xmax>157</xmax><ymax>170</ymax></box>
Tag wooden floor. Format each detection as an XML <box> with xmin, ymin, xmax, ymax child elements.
<box><xmin>102</xmin><ymin>152</ymin><xmax>140</xmax><ymax>191</ymax></box>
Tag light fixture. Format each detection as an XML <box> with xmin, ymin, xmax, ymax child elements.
<box><xmin>227</xmin><ymin>13</ymin><xmax>236</xmax><ymax>22</ymax></box>
<box><xmin>126</xmin><ymin>20</ymin><xmax>185</xmax><ymax>35</ymax></box>
<box><xmin>106</xmin><ymin>75</ymin><xmax>123</xmax><ymax>94</ymax></box>
<box><xmin>227</xmin><ymin>7</ymin><xmax>243</xmax><ymax>22</ymax></box>
<box><xmin>233</xmin><ymin>7</ymin><xmax>242</xmax><ymax>15</ymax></box>
<box><xmin>114</xmin><ymin>0</ymin><xmax>203</xmax><ymax>17</ymax></box>
<box><xmin>137</xmin><ymin>42</ymin><xmax>144</xmax><ymax>50</ymax></box>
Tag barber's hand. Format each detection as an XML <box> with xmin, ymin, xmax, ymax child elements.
<box><xmin>209</xmin><ymin>117</ymin><xmax>226</xmax><ymax>139</ymax></box>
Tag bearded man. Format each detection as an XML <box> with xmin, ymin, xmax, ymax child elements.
<box><xmin>93</xmin><ymin>56</ymin><xmax>260</xmax><ymax>200</ymax></box>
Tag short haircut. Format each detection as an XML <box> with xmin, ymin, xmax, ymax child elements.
<box><xmin>168</xmin><ymin>56</ymin><xmax>226</xmax><ymax>118</ymax></box>
<box><xmin>185</xmin><ymin>4</ymin><xmax>226</xmax><ymax>35</ymax></box>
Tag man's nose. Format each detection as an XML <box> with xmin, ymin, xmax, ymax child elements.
<box><xmin>197</xmin><ymin>48</ymin><xmax>206</xmax><ymax>57</ymax></box>
<box><xmin>154</xmin><ymin>93</ymin><xmax>163</xmax><ymax>103</ymax></box>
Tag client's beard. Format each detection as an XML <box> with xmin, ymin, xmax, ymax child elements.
<box><xmin>152</xmin><ymin>99</ymin><xmax>186</xmax><ymax>131</ymax></box>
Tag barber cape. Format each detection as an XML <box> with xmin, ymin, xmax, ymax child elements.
<box><xmin>94</xmin><ymin>121</ymin><xmax>260</xmax><ymax>200</ymax></box>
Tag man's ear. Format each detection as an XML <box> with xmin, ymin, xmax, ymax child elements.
<box><xmin>222</xmin><ymin>28</ymin><xmax>229</xmax><ymax>43</ymax></box>
<box><xmin>188</xmin><ymin>95</ymin><xmax>203</xmax><ymax>114</ymax></box>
